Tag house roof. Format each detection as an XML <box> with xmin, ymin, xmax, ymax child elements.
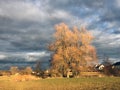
<box><xmin>113</xmin><ymin>62</ymin><xmax>120</xmax><ymax>66</ymax></box>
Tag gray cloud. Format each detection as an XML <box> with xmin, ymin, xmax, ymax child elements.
<box><xmin>0</xmin><ymin>0</ymin><xmax>120</xmax><ymax>65</ymax></box>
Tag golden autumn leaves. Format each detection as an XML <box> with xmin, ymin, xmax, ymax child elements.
<box><xmin>49</xmin><ymin>23</ymin><xmax>97</xmax><ymax>76</ymax></box>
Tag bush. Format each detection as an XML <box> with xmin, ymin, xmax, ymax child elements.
<box><xmin>10</xmin><ymin>66</ymin><xmax>19</xmax><ymax>75</ymax></box>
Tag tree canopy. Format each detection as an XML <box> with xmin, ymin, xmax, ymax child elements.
<box><xmin>49</xmin><ymin>23</ymin><xmax>97</xmax><ymax>77</ymax></box>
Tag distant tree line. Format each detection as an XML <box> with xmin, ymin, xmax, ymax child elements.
<box><xmin>95</xmin><ymin>57</ymin><xmax>120</xmax><ymax>76</ymax></box>
<box><xmin>0</xmin><ymin>66</ymin><xmax>33</xmax><ymax>76</ymax></box>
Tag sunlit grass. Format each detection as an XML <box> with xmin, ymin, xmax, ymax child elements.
<box><xmin>0</xmin><ymin>76</ymin><xmax>120</xmax><ymax>90</ymax></box>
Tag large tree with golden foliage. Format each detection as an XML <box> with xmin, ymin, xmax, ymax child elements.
<box><xmin>49</xmin><ymin>23</ymin><xmax>97</xmax><ymax>77</ymax></box>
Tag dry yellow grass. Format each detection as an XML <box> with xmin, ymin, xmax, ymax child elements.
<box><xmin>11</xmin><ymin>74</ymin><xmax>39</xmax><ymax>81</ymax></box>
<box><xmin>0</xmin><ymin>74</ymin><xmax>39</xmax><ymax>81</ymax></box>
<box><xmin>0</xmin><ymin>76</ymin><xmax>120</xmax><ymax>90</ymax></box>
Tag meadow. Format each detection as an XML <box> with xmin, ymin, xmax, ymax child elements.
<box><xmin>0</xmin><ymin>76</ymin><xmax>120</xmax><ymax>90</ymax></box>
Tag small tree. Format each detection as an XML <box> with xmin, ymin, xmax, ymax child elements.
<box><xmin>10</xmin><ymin>66</ymin><xmax>19</xmax><ymax>75</ymax></box>
<box><xmin>49</xmin><ymin>23</ymin><xmax>97</xmax><ymax>77</ymax></box>
<box><xmin>35</xmin><ymin>61</ymin><xmax>42</xmax><ymax>72</ymax></box>
<box><xmin>101</xmin><ymin>57</ymin><xmax>118</xmax><ymax>76</ymax></box>
<box><xmin>34</xmin><ymin>61</ymin><xmax>44</xmax><ymax>77</ymax></box>
<box><xmin>24</xmin><ymin>66</ymin><xmax>33</xmax><ymax>75</ymax></box>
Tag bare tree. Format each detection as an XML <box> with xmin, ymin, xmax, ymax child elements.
<box><xmin>49</xmin><ymin>23</ymin><xmax>97</xmax><ymax>77</ymax></box>
<box><xmin>10</xmin><ymin>66</ymin><xmax>19</xmax><ymax>75</ymax></box>
<box><xmin>24</xmin><ymin>66</ymin><xmax>33</xmax><ymax>75</ymax></box>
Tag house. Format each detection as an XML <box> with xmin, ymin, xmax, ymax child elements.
<box><xmin>95</xmin><ymin>60</ymin><xmax>113</xmax><ymax>71</ymax></box>
<box><xmin>95</xmin><ymin>64</ymin><xmax>105</xmax><ymax>71</ymax></box>
<box><xmin>112</xmin><ymin>62</ymin><xmax>120</xmax><ymax>70</ymax></box>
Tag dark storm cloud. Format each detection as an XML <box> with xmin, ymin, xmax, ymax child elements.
<box><xmin>0</xmin><ymin>0</ymin><xmax>120</xmax><ymax>62</ymax></box>
<box><xmin>0</xmin><ymin>0</ymin><xmax>71</xmax><ymax>52</ymax></box>
<box><xmin>49</xmin><ymin>0</ymin><xmax>120</xmax><ymax>51</ymax></box>
<box><xmin>53</xmin><ymin>0</ymin><xmax>120</xmax><ymax>27</ymax></box>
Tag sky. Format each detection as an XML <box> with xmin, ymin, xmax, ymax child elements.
<box><xmin>0</xmin><ymin>0</ymin><xmax>120</xmax><ymax>68</ymax></box>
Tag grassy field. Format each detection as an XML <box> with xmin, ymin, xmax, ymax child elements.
<box><xmin>0</xmin><ymin>76</ymin><xmax>120</xmax><ymax>90</ymax></box>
